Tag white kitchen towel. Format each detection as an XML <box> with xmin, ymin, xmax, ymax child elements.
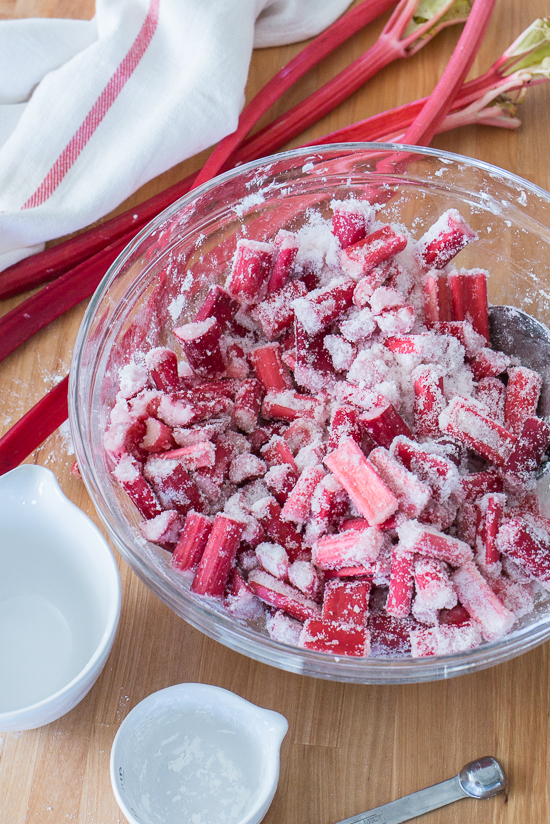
<box><xmin>0</xmin><ymin>0</ymin><xmax>354</xmax><ymax>272</ymax></box>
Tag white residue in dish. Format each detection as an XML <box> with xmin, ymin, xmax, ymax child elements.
<box><xmin>131</xmin><ymin>709</ymin><xmax>260</xmax><ymax>824</ymax></box>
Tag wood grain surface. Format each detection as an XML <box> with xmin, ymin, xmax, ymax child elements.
<box><xmin>1</xmin><ymin>1</ymin><xmax>550</xmax><ymax>822</ymax></box>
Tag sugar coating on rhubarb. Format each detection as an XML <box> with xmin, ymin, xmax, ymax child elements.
<box><xmin>105</xmin><ymin>200</ymin><xmax>550</xmax><ymax>661</ymax></box>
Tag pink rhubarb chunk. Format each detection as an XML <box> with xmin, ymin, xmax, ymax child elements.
<box><xmin>452</xmin><ymin>561</ymin><xmax>515</xmax><ymax>641</ymax></box>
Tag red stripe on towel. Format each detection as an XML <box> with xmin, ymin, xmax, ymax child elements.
<box><xmin>22</xmin><ymin>0</ymin><xmax>160</xmax><ymax>210</ymax></box>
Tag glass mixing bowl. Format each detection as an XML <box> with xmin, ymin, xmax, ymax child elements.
<box><xmin>70</xmin><ymin>143</ymin><xmax>550</xmax><ymax>683</ymax></box>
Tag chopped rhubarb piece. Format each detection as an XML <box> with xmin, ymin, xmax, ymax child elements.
<box><xmin>322</xmin><ymin>578</ymin><xmax>371</xmax><ymax>626</ymax></box>
<box><xmin>281</xmin><ymin>464</ymin><xmax>326</xmax><ymax>524</ymax></box>
<box><xmin>145</xmin><ymin>347</ymin><xmax>180</xmax><ymax>391</ymax></box>
<box><xmin>265</xmin><ymin>463</ymin><xmax>299</xmax><ymax>505</ymax></box>
<box><xmin>410</xmin><ymin>622</ymin><xmax>482</xmax><ymax>657</ymax></box>
<box><xmin>173</xmin><ymin>317</ymin><xmax>226</xmax><ymax>378</ymax></box>
<box><xmin>416</xmin><ymin>209</ymin><xmax>477</xmax><ymax>270</ymax></box>
<box><xmin>267</xmin><ymin>231</ymin><xmax>299</xmax><ymax>293</ymax></box>
<box><xmin>225</xmin><ymin>343</ymin><xmax>249</xmax><ymax>379</ymax></box>
<box><xmin>306</xmin><ymin>474</ymin><xmax>348</xmax><ymax>540</ymax></box>
<box><xmin>249</xmin><ymin>343</ymin><xmax>294</xmax><ymax>391</ymax></box>
<box><xmin>391</xmin><ymin>437</ymin><xmax>459</xmax><ymax>503</ymax></box>
<box><xmin>469</xmin><ymin>347</ymin><xmax>510</xmax><ymax>381</ymax></box>
<box><xmin>452</xmin><ymin>561</ymin><xmax>515</xmax><ymax>641</ymax></box>
<box><xmin>262</xmin><ymin>435</ymin><xmax>297</xmax><ymax>470</ymax></box>
<box><xmin>475</xmin><ymin>492</ymin><xmax>505</xmax><ymax>575</ymax></box>
<box><xmin>255</xmin><ymin>541</ymin><xmax>289</xmax><ymax>580</ymax></box>
<box><xmin>229</xmin><ymin>453</ymin><xmax>267</xmax><ymax>485</ymax></box>
<box><xmin>294</xmin><ymin>319</ymin><xmax>336</xmax><ymax>392</ymax></box>
<box><xmin>323</xmin><ymin>335</ymin><xmax>357</xmax><ymax>372</ymax></box>
<box><xmin>358</xmin><ymin>398</ymin><xmax>414</xmax><ymax>448</ymax></box>
<box><xmin>423</xmin><ymin>273</ymin><xmax>453</xmax><ymax>325</ymax></box>
<box><xmin>439</xmin><ymin>604</ymin><xmax>472</xmax><ymax>627</ymax></box>
<box><xmin>312</xmin><ymin>527</ymin><xmax>383</xmax><ymax>570</ymax></box>
<box><xmin>386</xmin><ymin>546</ymin><xmax>414</xmax><ymax>618</ymax></box>
<box><xmin>504</xmin><ymin>416</ymin><xmax>550</xmax><ymax>478</ymax></box>
<box><xmin>340</xmin><ymin>225</ymin><xmax>408</xmax><ymax>280</ymax></box>
<box><xmin>171</xmin><ymin>511</ymin><xmax>214</xmax><ymax>572</ymax></box>
<box><xmin>413</xmin><ymin>366</ymin><xmax>445</xmax><ymax>438</ymax></box>
<box><xmin>292</xmin><ymin>277</ymin><xmax>355</xmax><ymax>335</ymax></box>
<box><xmin>339</xmin><ymin>307</ymin><xmax>376</xmax><ymax>343</ymax></box>
<box><xmin>490</xmin><ymin>576</ymin><xmax>535</xmax><ymax>618</ymax></box>
<box><xmin>288</xmin><ymin>560</ymin><xmax>323</xmax><ymax>601</ymax></box>
<box><xmin>265</xmin><ymin>609</ymin><xmax>303</xmax><ymax>646</ymax></box>
<box><xmin>225</xmin><ymin>239</ymin><xmax>275</xmax><ymax>302</ymax></box>
<box><xmin>331</xmin><ymin>200</ymin><xmax>372</xmax><ymax>248</ymax></box>
<box><xmin>459</xmin><ymin>470</ymin><xmax>504</xmax><ymax>502</ymax></box>
<box><xmin>369</xmin><ymin>286</ymin><xmax>405</xmax><ymax>315</ymax></box>
<box><xmin>476</xmin><ymin>376</ymin><xmax>506</xmax><ymax>424</ymax></box>
<box><xmin>368</xmin><ymin>612</ymin><xmax>416</xmax><ymax>656</ymax></box>
<box><xmin>104</xmin><ymin>405</ymin><xmax>148</xmax><ymax>461</ymax></box>
<box><xmin>496</xmin><ymin>516</ymin><xmax>550</xmax><ymax>591</ymax></box>
<box><xmin>191</xmin><ymin>514</ymin><xmax>245</xmax><ymax>598</ymax></box>
<box><xmin>192</xmin><ymin>438</ymin><xmax>233</xmax><ymax>500</ymax></box>
<box><xmin>250</xmin><ymin>496</ymin><xmax>305</xmax><ymax>562</ymax></box>
<box><xmin>438</xmin><ymin>396</ymin><xmax>517</xmax><ymax>466</ymax></box>
<box><xmin>324</xmin><ymin>438</ymin><xmax>398</xmax><ymax>526</ymax></box>
<box><xmin>144</xmin><ymin>454</ymin><xmax>203</xmax><ymax>515</ymax></box>
<box><xmin>433</xmin><ymin>320</ymin><xmax>486</xmax><ymax>357</ymax></box>
<box><xmin>232</xmin><ymin>379</ymin><xmax>264</xmax><ymax>434</ymax></box>
<box><xmin>155</xmin><ymin>442</ymin><xmax>216</xmax><ymax>470</ymax></box>
<box><xmin>113</xmin><ymin>454</ymin><xmax>162</xmax><ymax>519</ymax></box>
<box><xmin>397</xmin><ymin>521</ymin><xmax>473</xmax><ymax>566</ymax></box>
<box><xmin>368</xmin><ymin>447</ymin><xmax>430</xmax><ymax>519</ymax></box>
<box><xmin>376</xmin><ymin>305</ymin><xmax>415</xmax><ymax>336</ymax></box>
<box><xmin>414</xmin><ymin>556</ymin><xmax>457</xmax><ymax>610</ymax></box>
<box><xmin>251</xmin><ymin>279</ymin><xmax>307</xmax><ymax>340</ymax></box>
<box><xmin>328</xmin><ymin>406</ymin><xmax>363</xmax><ymax>451</ymax></box>
<box><xmin>194</xmin><ymin>284</ymin><xmax>241</xmax><ymax>328</ymax></box>
<box><xmin>299</xmin><ymin>618</ymin><xmax>370</xmax><ymax>657</ymax></box>
<box><xmin>418</xmin><ymin>497</ymin><xmax>458</xmax><ymax>532</ymax></box>
<box><xmin>504</xmin><ymin>366</ymin><xmax>543</xmax><ymax>435</ymax></box>
<box><xmin>172</xmin><ymin>419</ymin><xmax>229</xmax><ymax>448</ymax></box>
<box><xmin>283</xmin><ymin>417</ymin><xmax>323</xmax><ymax>453</ymax></box>
<box><xmin>248</xmin><ymin>568</ymin><xmax>321</xmax><ymax>622</ymax></box>
<box><xmin>139</xmin><ymin>417</ymin><xmax>175</xmax><ymax>454</ymax></box>
<box><xmin>262</xmin><ymin>390</ymin><xmax>325</xmax><ymax>423</ymax></box>
<box><xmin>449</xmin><ymin>268</ymin><xmax>490</xmax><ymax>343</ymax></box>
<box><xmin>139</xmin><ymin>510</ymin><xmax>182</xmax><ymax>548</ymax></box>
<box><xmin>224</xmin><ymin>567</ymin><xmax>263</xmax><ymax>618</ymax></box>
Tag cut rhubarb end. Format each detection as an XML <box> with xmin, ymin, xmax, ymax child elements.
<box><xmin>292</xmin><ymin>277</ymin><xmax>355</xmax><ymax>335</ymax></box>
<box><xmin>248</xmin><ymin>568</ymin><xmax>321</xmax><ymax>622</ymax></box>
<box><xmin>312</xmin><ymin>527</ymin><xmax>383</xmax><ymax>570</ymax></box>
<box><xmin>251</xmin><ymin>279</ymin><xmax>306</xmax><ymax>340</ymax></box>
<box><xmin>397</xmin><ymin>520</ymin><xmax>473</xmax><ymax>567</ymax></box>
<box><xmin>225</xmin><ymin>239</ymin><xmax>275</xmax><ymax>302</ymax></box>
<box><xmin>452</xmin><ymin>561</ymin><xmax>515</xmax><ymax>642</ymax></box>
<box><xmin>299</xmin><ymin>618</ymin><xmax>370</xmax><ymax>657</ymax></box>
<box><xmin>262</xmin><ymin>390</ymin><xmax>325</xmax><ymax>424</ymax></box>
<box><xmin>368</xmin><ymin>447</ymin><xmax>431</xmax><ymax>519</ymax></box>
<box><xmin>250</xmin><ymin>496</ymin><xmax>306</xmax><ymax>562</ymax></box>
<box><xmin>340</xmin><ymin>225</ymin><xmax>408</xmax><ymax>280</ymax></box>
<box><xmin>232</xmin><ymin>379</ymin><xmax>264</xmax><ymax>434</ymax></box>
<box><xmin>144</xmin><ymin>454</ymin><xmax>203</xmax><ymax>516</ymax></box>
<box><xmin>386</xmin><ymin>546</ymin><xmax>414</xmax><ymax>619</ymax></box>
<box><xmin>358</xmin><ymin>397</ymin><xmax>414</xmax><ymax>449</ymax></box>
<box><xmin>504</xmin><ymin>366</ymin><xmax>543</xmax><ymax>436</ymax></box>
<box><xmin>139</xmin><ymin>510</ymin><xmax>183</xmax><ymax>549</ymax></box>
<box><xmin>262</xmin><ymin>435</ymin><xmax>298</xmax><ymax>471</ymax></box>
<box><xmin>413</xmin><ymin>366</ymin><xmax>445</xmax><ymax>438</ymax></box>
<box><xmin>496</xmin><ymin>515</ymin><xmax>550</xmax><ymax>590</ymax></box>
<box><xmin>113</xmin><ymin>454</ymin><xmax>163</xmax><ymax>520</ymax></box>
<box><xmin>322</xmin><ymin>578</ymin><xmax>371</xmax><ymax>626</ymax></box>
<box><xmin>416</xmin><ymin>210</ymin><xmax>478</xmax><ymax>270</ymax></box>
<box><xmin>194</xmin><ymin>284</ymin><xmax>241</xmax><ymax>328</ymax></box>
<box><xmin>504</xmin><ymin>416</ymin><xmax>550</xmax><ymax>478</ymax></box>
<box><xmin>191</xmin><ymin>514</ymin><xmax>245</xmax><ymax>598</ymax></box>
<box><xmin>267</xmin><ymin>231</ymin><xmax>299</xmax><ymax>293</ymax></box>
<box><xmin>328</xmin><ymin>406</ymin><xmax>363</xmax><ymax>452</ymax></box>
<box><xmin>173</xmin><ymin>317</ymin><xmax>226</xmax><ymax>378</ymax></box>
<box><xmin>171</xmin><ymin>511</ymin><xmax>214</xmax><ymax>572</ymax></box>
<box><xmin>324</xmin><ymin>438</ymin><xmax>398</xmax><ymax>526</ymax></box>
<box><xmin>331</xmin><ymin>201</ymin><xmax>372</xmax><ymax>249</ymax></box>
<box><xmin>438</xmin><ymin>396</ymin><xmax>517</xmax><ymax>466</ymax></box>
<box><xmin>281</xmin><ymin>464</ymin><xmax>326</xmax><ymax>525</ymax></box>
<box><xmin>249</xmin><ymin>343</ymin><xmax>294</xmax><ymax>392</ymax></box>
<box><xmin>145</xmin><ymin>347</ymin><xmax>180</xmax><ymax>392</ymax></box>
<box><xmin>390</xmin><ymin>436</ymin><xmax>459</xmax><ymax>504</ymax></box>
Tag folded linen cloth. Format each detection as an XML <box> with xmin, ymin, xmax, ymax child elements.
<box><xmin>0</xmin><ymin>0</ymin><xmax>353</xmax><ymax>272</ymax></box>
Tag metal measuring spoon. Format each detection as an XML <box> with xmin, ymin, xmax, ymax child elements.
<box><xmin>335</xmin><ymin>756</ymin><xmax>507</xmax><ymax>824</ymax></box>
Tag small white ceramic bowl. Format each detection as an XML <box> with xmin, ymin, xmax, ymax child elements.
<box><xmin>0</xmin><ymin>464</ymin><xmax>121</xmax><ymax>732</ymax></box>
<box><xmin>110</xmin><ymin>683</ymin><xmax>288</xmax><ymax>824</ymax></box>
